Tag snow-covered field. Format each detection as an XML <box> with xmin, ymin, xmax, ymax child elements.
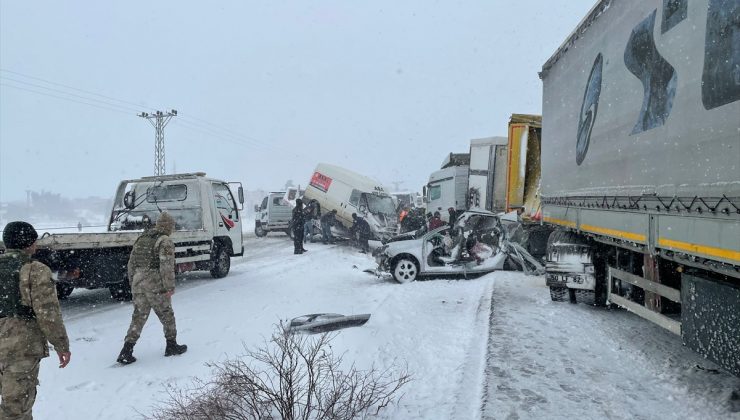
<box><xmin>30</xmin><ymin>234</ymin><xmax>740</xmax><ymax>419</ymax></box>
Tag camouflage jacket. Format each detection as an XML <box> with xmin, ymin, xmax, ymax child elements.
<box><xmin>127</xmin><ymin>229</ymin><xmax>176</xmax><ymax>294</ymax></box>
<box><xmin>0</xmin><ymin>251</ymin><xmax>70</xmax><ymax>361</ymax></box>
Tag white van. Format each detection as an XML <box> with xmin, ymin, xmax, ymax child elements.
<box><xmin>303</xmin><ymin>163</ymin><xmax>398</xmax><ymax>241</ymax></box>
<box><xmin>254</xmin><ymin>192</ymin><xmax>293</xmax><ymax>237</ymax></box>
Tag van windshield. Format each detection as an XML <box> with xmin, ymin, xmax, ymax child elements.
<box><xmin>364</xmin><ymin>194</ymin><xmax>396</xmax><ymax>216</ymax></box>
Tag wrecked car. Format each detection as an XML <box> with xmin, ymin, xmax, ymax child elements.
<box><xmin>375</xmin><ymin>209</ymin><xmax>543</xmax><ymax>283</ymax></box>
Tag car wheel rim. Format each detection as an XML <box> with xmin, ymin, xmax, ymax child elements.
<box><xmin>395</xmin><ymin>259</ymin><xmax>417</xmax><ymax>283</ymax></box>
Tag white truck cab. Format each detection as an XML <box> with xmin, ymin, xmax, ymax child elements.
<box><xmin>34</xmin><ymin>172</ymin><xmax>244</xmax><ymax>301</ymax></box>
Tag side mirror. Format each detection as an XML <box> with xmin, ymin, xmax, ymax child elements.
<box><xmin>123</xmin><ymin>191</ymin><xmax>136</xmax><ymax>209</ymax></box>
<box><xmin>254</xmin><ymin>205</ymin><xmax>260</xmax><ymax>213</ymax></box>
<box><xmin>238</xmin><ymin>186</ymin><xmax>245</xmax><ymax>204</ymax></box>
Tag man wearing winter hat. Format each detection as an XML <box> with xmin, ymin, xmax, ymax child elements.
<box><xmin>117</xmin><ymin>211</ymin><xmax>187</xmax><ymax>364</ymax></box>
<box><xmin>0</xmin><ymin>221</ymin><xmax>71</xmax><ymax>419</ymax></box>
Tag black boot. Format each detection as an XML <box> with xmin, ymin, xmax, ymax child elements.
<box><xmin>117</xmin><ymin>342</ymin><xmax>137</xmax><ymax>365</ymax></box>
<box><xmin>165</xmin><ymin>339</ymin><xmax>188</xmax><ymax>357</ymax></box>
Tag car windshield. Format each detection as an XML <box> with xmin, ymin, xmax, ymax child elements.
<box><xmin>364</xmin><ymin>194</ymin><xmax>396</xmax><ymax>216</ymax></box>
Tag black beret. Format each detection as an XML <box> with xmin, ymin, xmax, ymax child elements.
<box><xmin>2</xmin><ymin>221</ymin><xmax>38</xmax><ymax>250</ymax></box>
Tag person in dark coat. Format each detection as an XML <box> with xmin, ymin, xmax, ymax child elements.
<box><xmin>448</xmin><ymin>207</ymin><xmax>457</xmax><ymax>227</ymax></box>
<box><xmin>401</xmin><ymin>207</ymin><xmax>426</xmax><ymax>233</ymax></box>
<box><xmin>428</xmin><ymin>211</ymin><xmax>445</xmax><ymax>230</ymax></box>
<box><xmin>291</xmin><ymin>199</ymin><xmax>308</xmax><ymax>254</ymax></box>
<box><xmin>320</xmin><ymin>209</ymin><xmax>337</xmax><ymax>244</ymax></box>
<box><xmin>349</xmin><ymin>213</ymin><xmax>371</xmax><ymax>253</ymax></box>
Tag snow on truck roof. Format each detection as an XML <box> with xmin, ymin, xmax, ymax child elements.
<box><xmin>126</xmin><ymin>172</ymin><xmax>210</xmax><ymax>183</ymax></box>
<box><xmin>540</xmin><ymin>0</ymin><xmax>609</xmax><ymax>79</ymax></box>
<box><xmin>470</xmin><ymin>136</ymin><xmax>507</xmax><ymax>146</ymax></box>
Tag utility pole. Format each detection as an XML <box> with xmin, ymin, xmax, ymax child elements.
<box><xmin>139</xmin><ymin>109</ymin><xmax>177</xmax><ymax>176</ymax></box>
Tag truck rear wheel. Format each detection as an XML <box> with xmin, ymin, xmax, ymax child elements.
<box><xmin>549</xmin><ymin>286</ymin><xmax>568</xmax><ymax>302</ymax></box>
<box><xmin>56</xmin><ymin>283</ymin><xmax>74</xmax><ymax>300</ymax></box>
<box><xmin>575</xmin><ymin>289</ymin><xmax>597</xmax><ymax>305</ymax></box>
<box><xmin>210</xmin><ymin>245</ymin><xmax>231</xmax><ymax>278</ymax></box>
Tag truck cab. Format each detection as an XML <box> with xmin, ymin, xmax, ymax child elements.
<box><xmin>36</xmin><ymin>172</ymin><xmax>244</xmax><ymax>301</ymax></box>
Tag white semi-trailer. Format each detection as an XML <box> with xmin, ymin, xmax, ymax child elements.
<box><xmin>539</xmin><ymin>0</ymin><xmax>740</xmax><ymax>375</ymax></box>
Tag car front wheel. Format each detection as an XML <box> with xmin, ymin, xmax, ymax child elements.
<box><xmin>392</xmin><ymin>257</ymin><xmax>419</xmax><ymax>284</ymax></box>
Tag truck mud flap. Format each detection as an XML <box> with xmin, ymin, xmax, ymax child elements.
<box><xmin>681</xmin><ymin>273</ymin><xmax>740</xmax><ymax>377</ymax></box>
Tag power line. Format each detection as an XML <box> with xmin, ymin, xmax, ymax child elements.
<box><xmin>0</xmin><ymin>68</ymin><xmax>306</xmax><ymax>161</ymax></box>
<box><xmin>173</xmin><ymin>118</ymin><xmax>295</xmax><ymax>156</ymax></box>
<box><xmin>0</xmin><ymin>75</ymin><xmax>141</xmax><ymax>113</ymax></box>
<box><xmin>0</xmin><ymin>68</ymin><xmax>145</xmax><ymax>109</ymax></box>
<box><xmin>0</xmin><ymin>83</ymin><xmax>134</xmax><ymax>116</ymax></box>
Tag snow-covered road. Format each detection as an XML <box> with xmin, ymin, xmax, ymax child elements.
<box><xmin>32</xmin><ymin>234</ymin><xmax>739</xmax><ymax>419</ymax></box>
<box><xmin>481</xmin><ymin>276</ymin><xmax>740</xmax><ymax>420</ymax></box>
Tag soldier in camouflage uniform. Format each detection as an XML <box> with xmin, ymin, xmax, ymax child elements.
<box><xmin>0</xmin><ymin>221</ymin><xmax>71</xmax><ymax>420</ymax></box>
<box><xmin>117</xmin><ymin>212</ymin><xmax>187</xmax><ymax>365</ymax></box>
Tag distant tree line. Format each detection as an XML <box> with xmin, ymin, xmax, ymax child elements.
<box><xmin>1</xmin><ymin>191</ymin><xmax>112</xmax><ymax>225</ymax></box>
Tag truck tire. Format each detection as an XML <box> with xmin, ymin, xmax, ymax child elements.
<box><xmin>210</xmin><ymin>245</ymin><xmax>231</xmax><ymax>278</ymax></box>
<box><xmin>575</xmin><ymin>289</ymin><xmax>596</xmax><ymax>305</ymax></box>
<box><xmin>56</xmin><ymin>283</ymin><xmax>74</xmax><ymax>300</ymax></box>
<box><xmin>255</xmin><ymin>224</ymin><xmax>267</xmax><ymax>237</ymax></box>
<box><xmin>549</xmin><ymin>286</ymin><xmax>568</xmax><ymax>302</ymax></box>
<box><xmin>575</xmin><ymin>289</ymin><xmax>605</xmax><ymax>306</ymax></box>
<box><xmin>109</xmin><ymin>276</ymin><xmax>132</xmax><ymax>301</ymax></box>
<box><xmin>392</xmin><ymin>256</ymin><xmax>419</xmax><ymax>284</ymax></box>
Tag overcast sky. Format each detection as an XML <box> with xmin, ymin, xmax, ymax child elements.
<box><xmin>0</xmin><ymin>0</ymin><xmax>595</xmax><ymax>202</ymax></box>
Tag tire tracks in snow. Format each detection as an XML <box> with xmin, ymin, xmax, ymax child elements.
<box><xmin>452</xmin><ymin>277</ymin><xmax>495</xmax><ymax>420</ymax></box>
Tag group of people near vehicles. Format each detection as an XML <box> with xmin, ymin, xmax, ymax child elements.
<box><xmin>397</xmin><ymin>204</ymin><xmax>459</xmax><ymax>235</ymax></box>
<box><xmin>0</xmin><ymin>213</ymin><xmax>187</xmax><ymax>419</ymax></box>
<box><xmin>290</xmin><ymin>199</ymin><xmax>373</xmax><ymax>254</ymax></box>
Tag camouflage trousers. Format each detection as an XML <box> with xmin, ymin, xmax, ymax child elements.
<box><xmin>124</xmin><ymin>292</ymin><xmax>177</xmax><ymax>344</ymax></box>
<box><xmin>0</xmin><ymin>357</ymin><xmax>40</xmax><ymax>420</ymax></box>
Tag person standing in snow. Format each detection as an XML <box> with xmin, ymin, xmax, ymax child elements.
<box><xmin>447</xmin><ymin>207</ymin><xmax>457</xmax><ymax>228</ymax></box>
<box><xmin>303</xmin><ymin>200</ymin><xmax>318</xmax><ymax>244</ymax></box>
<box><xmin>0</xmin><ymin>221</ymin><xmax>71</xmax><ymax>419</ymax></box>
<box><xmin>349</xmin><ymin>213</ymin><xmax>371</xmax><ymax>253</ymax></box>
<box><xmin>117</xmin><ymin>212</ymin><xmax>187</xmax><ymax>365</ymax></box>
<box><xmin>428</xmin><ymin>211</ymin><xmax>445</xmax><ymax>230</ymax></box>
<box><xmin>291</xmin><ymin>199</ymin><xmax>308</xmax><ymax>254</ymax></box>
<box><xmin>320</xmin><ymin>209</ymin><xmax>337</xmax><ymax>244</ymax></box>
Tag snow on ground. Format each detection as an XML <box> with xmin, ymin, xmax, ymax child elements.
<box><xmin>34</xmin><ymin>235</ymin><xmax>494</xmax><ymax>419</ymax></box>
<box><xmin>27</xmin><ymin>234</ymin><xmax>740</xmax><ymax>419</ymax></box>
<box><xmin>482</xmin><ymin>275</ymin><xmax>740</xmax><ymax>420</ymax></box>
